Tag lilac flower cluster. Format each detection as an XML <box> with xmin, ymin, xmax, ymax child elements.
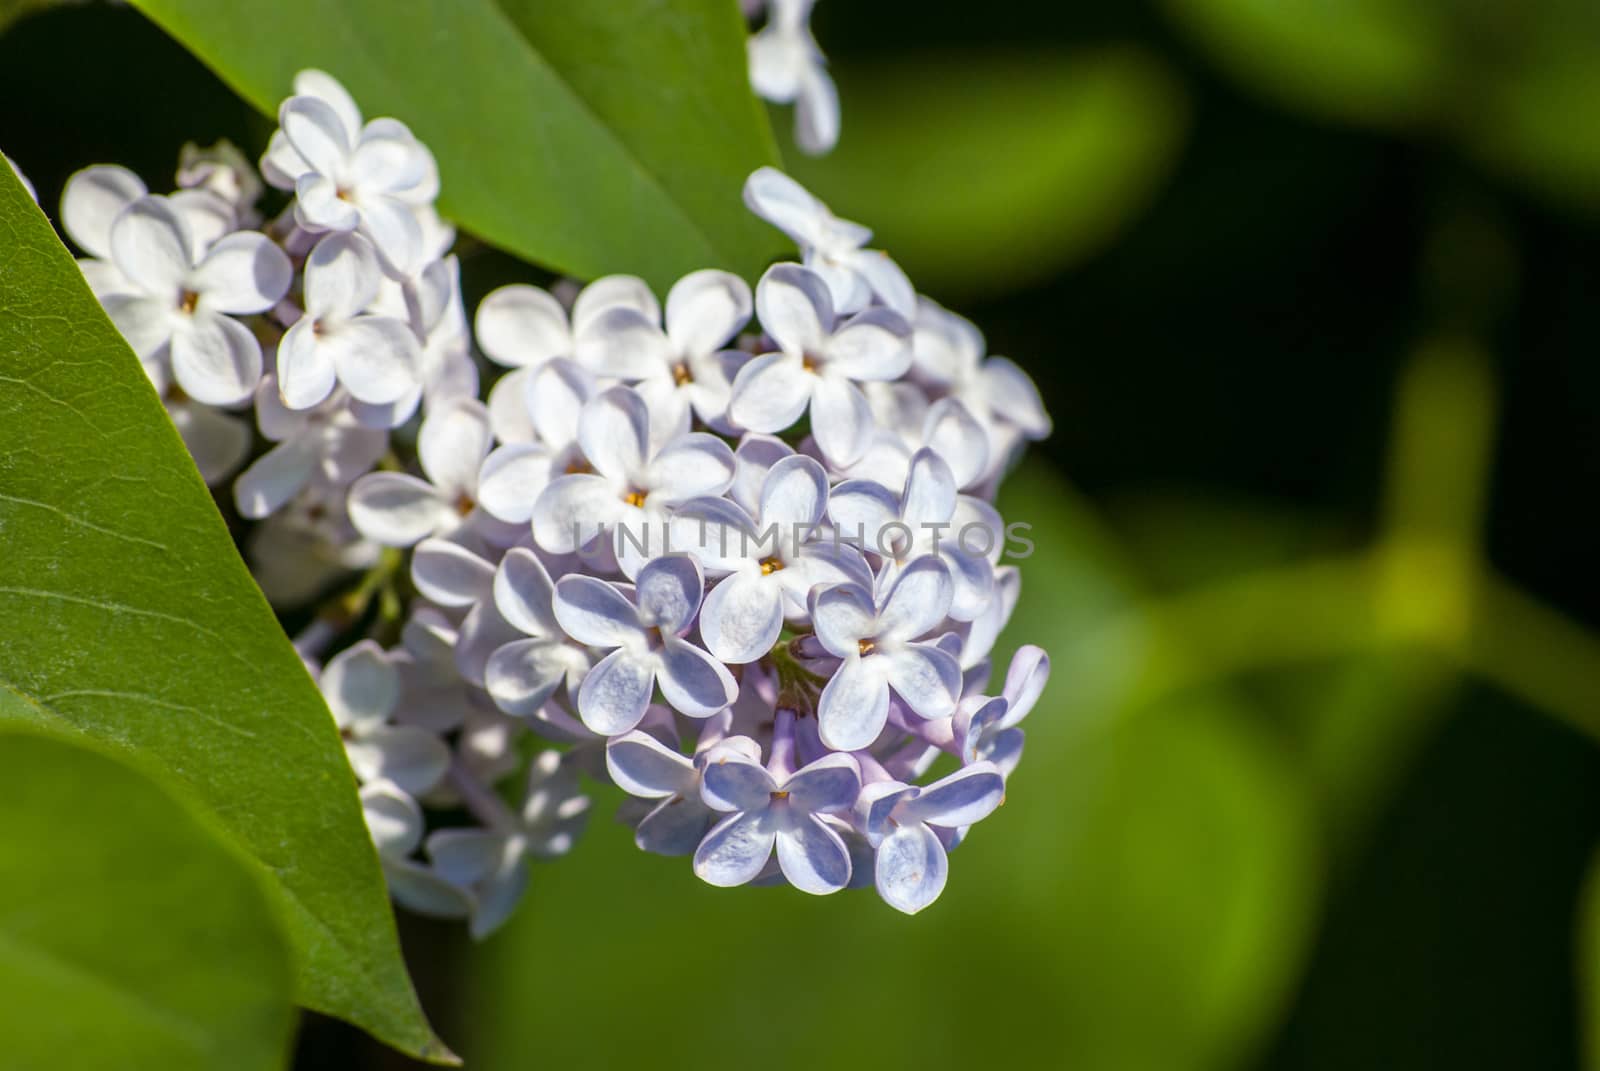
<box><xmin>63</xmin><ymin>70</ymin><xmax>1052</xmax><ymax>931</ymax></box>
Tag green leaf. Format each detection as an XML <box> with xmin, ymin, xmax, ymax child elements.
<box><xmin>127</xmin><ymin>0</ymin><xmax>782</xmax><ymax>290</ymax></box>
<box><xmin>0</xmin><ymin>161</ymin><xmax>446</xmax><ymax>1059</ymax></box>
<box><xmin>0</xmin><ymin>725</ymin><xmax>293</xmax><ymax>1071</ymax></box>
<box><xmin>1161</xmin><ymin>0</ymin><xmax>1452</xmax><ymax>129</ymax></box>
<box><xmin>784</xmin><ymin>49</ymin><xmax>1187</xmax><ymax>299</ymax></box>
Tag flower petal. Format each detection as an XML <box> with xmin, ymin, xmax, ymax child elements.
<box><xmin>110</xmin><ymin>195</ymin><xmax>192</xmax><ymax>295</ymax></box>
<box><xmin>816</xmin><ymin>654</ymin><xmax>890</xmax><ymax>751</ymax></box>
<box><xmin>170</xmin><ymin>313</ymin><xmax>261</xmax><ymax>406</ymax></box>
<box><xmin>775</xmin><ymin>813</ymin><xmax>850</xmax><ymax>893</ymax></box>
<box><xmin>905</xmin><ymin>763</ymin><xmax>1006</xmax><ymax>828</ymax></box>
<box><xmin>571</xmin><ymin>274</ymin><xmax>660</xmax><ymax>335</ymax></box>
<box><xmin>475</xmin><ymin>284</ymin><xmax>570</xmax><ymax>368</ymax></box>
<box><xmin>875</xmin><ymin>822</ymin><xmax>948</xmax><ymax>914</ymax></box>
<box><xmin>348</xmin><ymin>472</ymin><xmax>451</xmax><ymax>546</ymax></box>
<box><xmin>605</xmin><ymin>731</ymin><xmax>696</xmax><ymax>799</ymax></box>
<box><xmin>880</xmin><ymin>555</ymin><xmax>954</xmax><ymax>641</ymax></box>
<box><xmin>647</xmin><ymin>433</ymin><xmax>736</xmax><ymax>502</ymax></box>
<box><xmin>531</xmin><ymin>473</ymin><xmax>621</xmax><ymax>555</ymax></box>
<box><xmin>576</xmin><ymin>306</ymin><xmax>672</xmax><ymax>380</ymax></box>
<box><xmin>101</xmin><ymin>294</ymin><xmax>175</xmax><ymax>360</ymax></box>
<box><xmin>811</xmin><ymin>582</ymin><xmax>877</xmax><ymax>656</ymax></box>
<box><xmin>657</xmin><ymin>637</ymin><xmax>736</xmax><ymax>717</ymax></box>
<box><xmin>411</xmin><ymin>538</ymin><xmax>495</xmax><ymax>608</ymax></box>
<box><xmin>321</xmin><ymin>639</ymin><xmax>400</xmax><ymax>728</ymax></box>
<box><xmin>418</xmin><ymin>398</ymin><xmax>492</xmax><ymax>497</ymax></box>
<box><xmin>693</xmin><ymin>811</ymin><xmax>775</xmax><ymax>887</ymax></box>
<box><xmin>476</xmin><ymin>443</ymin><xmax>552</xmax><ymax>525</ymax></box>
<box><xmin>755</xmin><ymin>262</ymin><xmax>833</xmax><ymax>356</ymax></box>
<box><xmin>575</xmin><ymin>647</ymin><xmax>655</xmax><ymax>735</ymax></box>
<box><xmin>192</xmin><ymin>231</ymin><xmax>292</xmax><ymax>315</ymax></box>
<box><xmin>666</xmin><ymin>269</ymin><xmax>752</xmax><ymax>357</ymax></box>
<box><xmin>552</xmin><ymin>575</ymin><xmax>643</xmax><ymax>647</ymax></box>
<box><xmin>280</xmin><ymin>94</ymin><xmax>353</xmax><ymax>178</ymax></box>
<box><xmin>62</xmin><ymin>165</ymin><xmax>146</xmax><ymax>259</ymax></box>
<box><xmin>326</xmin><ymin>316</ymin><xmax>421</xmax><ymax>405</ymax></box>
<box><xmin>578</xmin><ymin>386</ymin><xmax>650</xmax><ymax>484</ymax></box>
<box><xmin>485</xmin><ymin>638</ymin><xmax>572</xmax><ymax>716</ymax></box>
<box><xmin>727</xmin><ymin>351</ymin><xmax>812</xmax><ymax>433</ymax></box>
<box><xmin>699</xmin><ymin>569</ymin><xmax>783</xmax><ymax>664</ymax></box>
<box><xmin>784</xmin><ymin>752</ymin><xmax>862</xmax><ymax>813</ymax></box>
<box><xmin>700</xmin><ymin>756</ymin><xmax>777</xmax><ymax>812</ymax></box>
<box><xmin>303</xmin><ymin>231</ymin><xmax>381</xmax><ymax>321</ymax></box>
<box><xmin>808</xmin><ymin>373</ymin><xmax>873</xmax><ymax>466</ymax></box>
<box><xmin>348</xmin><ymin>725</ymin><xmax>450</xmax><ymax>796</ymax></box>
<box><xmin>885</xmin><ymin>643</ymin><xmax>961</xmax><ymax>720</ymax></box>
<box><xmin>232</xmin><ymin>438</ymin><xmax>318</xmax><ymax>519</ymax></box>
<box><xmin>635</xmin><ymin>554</ymin><xmax>704</xmax><ymax>633</ymax></box>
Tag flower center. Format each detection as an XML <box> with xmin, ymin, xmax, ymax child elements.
<box><xmin>564</xmin><ymin>458</ymin><xmax>592</xmax><ymax>475</ymax></box>
<box><xmin>769</xmin><ymin>790</ymin><xmax>790</xmax><ymax>802</ymax></box>
<box><xmin>800</xmin><ymin>352</ymin><xmax>821</xmax><ymax>374</ymax></box>
<box><xmin>177</xmin><ymin>289</ymin><xmax>200</xmax><ymax>315</ymax></box>
<box><xmin>453</xmin><ymin>492</ymin><xmax>475</xmax><ymax>517</ymax></box>
<box><xmin>759</xmin><ymin>556</ymin><xmax>784</xmax><ymax>575</ymax></box>
<box><xmin>671</xmin><ymin>361</ymin><xmax>693</xmax><ymax>386</ymax></box>
<box><xmin>858</xmin><ymin>639</ymin><xmax>876</xmax><ymax>656</ymax></box>
<box><xmin>623</xmin><ymin>488</ymin><xmax>647</xmax><ymax>508</ymax></box>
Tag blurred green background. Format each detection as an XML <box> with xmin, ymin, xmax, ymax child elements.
<box><xmin>4</xmin><ymin>1</ymin><xmax>1600</xmax><ymax>1068</ymax></box>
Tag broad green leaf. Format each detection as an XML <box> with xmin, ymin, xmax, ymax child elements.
<box><xmin>462</xmin><ymin>461</ymin><xmax>1318</xmax><ymax>1071</ymax></box>
<box><xmin>128</xmin><ymin>0</ymin><xmax>782</xmax><ymax>290</ymax></box>
<box><xmin>0</xmin><ymin>162</ymin><xmax>445</xmax><ymax>1059</ymax></box>
<box><xmin>785</xmin><ymin>49</ymin><xmax>1187</xmax><ymax>298</ymax></box>
<box><xmin>1162</xmin><ymin>0</ymin><xmax>1451</xmax><ymax>128</ymax></box>
<box><xmin>0</xmin><ymin>725</ymin><xmax>293</xmax><ymax>1071</ymax></box>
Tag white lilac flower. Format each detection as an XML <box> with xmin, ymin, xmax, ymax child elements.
<box><xmin>320</xmin><ymin>640</ymin><xmax>450</xmax><ymax>795</ymax></box>
<box><xmin>531</xmin><ymin>386</ymin><xmax>736</xmax><ymax>575</ymax></box>
<box><xmin>361</xmin><ymin>781</ymin><xmax>475</xmax><ymax>919</ymax></box>
<box><xmin>679</xmin><ymin>453</ymin><xmax>871</xmax><ymax>663</ymax></box>
<box><xmin>829</xmin><ymin>447</ymin><xmax>995</xmax><ymax>620</ymax></box>
<box><xmin>94</xmin><ymin>195</ymin><xmax>290</xmax><ymax>405</ymax></box>
<box><xmin>579</xmin><ymin>269</ymin><xmax>752</xmax><ymax>441</ymax></box>
<box><xmin>859</xmin><ymin>762</ymin><xmax>1006</xmax><ymax>914</ymax></box>
<box><xmin>367</xmin><ymin>254</ymin><xmax>478</xmax><ymax>425</ymax></box>
<box><xmin>137</xmin><ymin>355</ymin><xmax>252</xmax><ymax>485</ymax></box>
<box><xmin>743</xmin><ymin>168</ymin><xmax>914</xmax><ymax>317</ymax></box>
<box><xmin>746</xmin><ymin>0</ymin><xmax>839</xmax><ymax>155</ymax></box>
<box><xmin>247</xmin><ymin>482</ymin><xmax>380</xmax><ymax>608</ymax></box>
<box><xmin>346</xmin><ymin>398</ymin><xmax>504</xmax><ymax>547</ymax></box>
<box><xmin>728</xmin><ymin>262</ymin><xmax>910</xmax><ymax>466</ymax></box>
<box><xmin>234</xmin><ymin>376</ymin><xmax>386</xmax><ymax>519</ymax></box>
<box><xmin>483</xmin><ymin>547</ymin><xmax>592</xmax><ymax>717</ymax></box>
<box><xmin>847</xmin><ymin>385</ymin><xmax>992</xmax><ymax>493</ymax></box>
<box><xmin>265</xmin><ymin>71</ymin><xmax>437</xmax><ymax>275</ymax></box>
<box><xmin>276</xmin><ymin>232</ymin><xmax>421</xmax><ymax>411</ymax></box>
<box><xmin>810</xmin><ymin>557</ymin><xmax>963</xmax><ymax>751</ymax></box>
<box><xmin>552</xmin><ymin>554</ymin><xmax>737</xmax><ymax>734</ymax></box>
<box><xmin>911</xmin><ymin>296</ymin><xmax>1051</xmax><ymax>473</ymax></box>
<box><xmin>427</xmin><ymin>750</ymin><xmax>591</xmax><ymax>938</ymax></box>
<box><xmin>607</xmin><ymin>731</ymin><xmax>762</xmax><ymax>856</ymax></box>
<box><xmin>480</xmin><ymin>276</ymin><xmax>658</xmax><ymax>444</ymax></box>
<box><xmin>694</xmin><ymin>748</ymin><xmax>861</xmax><ymax>893</ymax></box>
<box><xmin>955</xmin><ymin>645</ymin><xmax>1049</xmax><ymax>776</ymax></box>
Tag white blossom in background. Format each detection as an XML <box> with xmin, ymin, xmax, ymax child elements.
<box><xmin>744</xmin><ymin>0</ymin><xmax>839</xmax><ymax>156</ymax></box>
<box><xmin>65</xmin><ymin>67</ymin><xmax>1054</xmax><ymax>928</ymax></box>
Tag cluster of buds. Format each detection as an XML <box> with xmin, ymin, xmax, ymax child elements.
<box><xmin>62</xmin><ymin>68</ymin><xmax>1051</xmax><ymax>934</ymax></box>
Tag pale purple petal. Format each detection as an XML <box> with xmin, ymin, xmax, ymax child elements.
<box><xmin>575</xmin><ymin>648</ymin><xmax>655</xmax><ymax>735</ymax></box>
<box><xmin>62</xmin><ymin>165</ymin><xmax>146</xmax><ymax>259</ymax></box>
<box><xmin>494</xmin><ymin>547</ymin><xmax>559</xmax><ymax>637</ymax></box>
<box><xmin>578</xmin><ymin>386</ymin><xmax>650</xmax><ymax>484</ymax></box>
<box><xmin>885</xmin><ymin>643</ymin><xmax>960</xmax><ymax>720</ymax></box>
<box><xmin>552</xmin><ymin>575</ymin><xmax>643</xmax><ymax>648</ymax></box>
<box><xmin>110</xmin><ymin>195</ymin><xmax>192</xmax><ymax>294</ymax></box>
<box><xmin>647</xmin><ymin>433</ymin><xmax>736</xmax><ymax>502</ymax></box>
<box><xmin>170</xmin><ymin>313</ymin><xmax>261</xmax><ymax>406</ymax></box>
<box><xmin>418</xmin><ymin>398</ymin><xmax>492</xmax><ymax>497</ymax></box>
<box><xmin>783</xmin><ymin>753</ymin><xmax>861</xmax><ymax>813</ymax></box>
<box><xmin>811</xmin><ymin>582</ymin><xmax>877</xmax><ymax>657</ymax></box>
<box><xmin>657</xmin><ymin>637</ymin><xmax>736</xmax><ymax>717</ymax></box>
<box><xmin>476</xmin><ymin>444</ymin><xmax>552</xmax><ymax>524</ymax></box>
<box><xmin>775</xmin><ymin>817</ymin><xmax>851</xmax><ymax>894</ymax></box>
<box><xmin>693</xmin><ymin>811</ymin><xmax>775</xmax><ymax>887</ymax></box>
<box><xmin>727</xmin><ymin>351</ymin><xmax>813</xmax><ymax>433</ymax></box>
<box><xmin>699</xmin><ymin>569</ymin><xmax>783</xmax><ymax>664</ymax></box>
<box><xmin>531</xmin><ymin>473</ymin><xmax>622</xmax><ymax>555</ymax></box>
<box><xmin>759</xmin><ymin>453</ymin><xmax>828</xmax><ymax>531</ymax></box>
<box><xmin>903</xmin><ymin>763</ymin><xmax>1005</xmax><ymax>827</ymax></box>
<box><xmin>347</xmin><ymin>472</ymin><xmax>451</xmax><ymax>546</ymax></box>
<box><xmin>700</xmin><ymin>756</ymin><xmax>777</xmax><ymax>811</ymax></box>
<box><xmin>879</xmin><ymin>556</ymin><xmax>954</xmax><ymax>641</ymax></box>
<box><xmin>666</xmin><ymin>269</ymin><xmax>752</xmax><ymax>357</ymax></box>
<box><xmin>485</xmin><ymin>638</ymin><xmax>572</xmax><ymax>716</ymax></box>
<box><xmin>411</xmin><ymin>538</ymin><xmax>494</xmax><ymax>607</ymax></box>
<box><xmin>605</xmin><ymin>731</ymin><xmax>696</xmax><ymax>798</ymax></box>
<box><xmin>475</xmin><ymin>284</ymin><xmax>570</xmax><ymax>368</ymax></box>
<box><xmin>875</xmin><ymin>822</ymin><xmax>948</xmax><ymax>914</ymax></box>
<box><xmin>756</xmin><ymin>262</ymin><xmax>833</xmax><ymax>356</ymax></box>
<box><xmin>192</xmin><ymin>231</ymin><xmax>291</xmax><ymax>315</ymax></box>
<box><xmin>808</xmin><ymin>373</ymin><xmax>873</xmax><ymax>466</ymax></box>
<box><xmin>634</xmin><ymin>554</ymin><xmax>703</xmax><ymax>633</ymax></box>
<box><xmin>817</xmin><ymin>654</ymin><xmax>890</xmax><ymax>751</ymax></box>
